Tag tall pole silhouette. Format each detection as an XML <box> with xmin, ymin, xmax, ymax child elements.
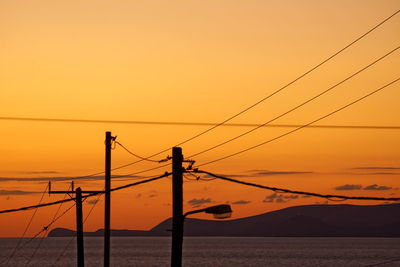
<box><xmin>104</xmin><ymin>131</ymin><xmax>112</xmax><ymax>267</ymax></box>
<box><xmin>171</xmin><ymin>147</ymin><xmax>183</xmax><ymax>267</ymax></box>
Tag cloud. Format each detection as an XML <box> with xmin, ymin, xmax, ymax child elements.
<box><xmin>263</xmin><ymin>193</ymin><xmax>299</xmax><ymax>203</ymax></box>
<box><xmin>334</xmin><ymin>184</ymin><xmax>362</xmax><ymax>190</ymax></box>
<box><xmin>351</xmin><ymin>167</ymin><xmax>400</xmax><ymax>170</ymax></box>
<box><xmin>231</xmin><ymin>200</ymin><xmax>251</xmax><ymax>205</ymax></box>
<box><xmin>247</xmin><ymin>169</ymin><xmax>313</xmax><ymax>177</ymax></box>
<box><xmin>188</xmin><ymin>198</ymin><xmax>212</xmax><ymax>208</ymax></box>
<box><xmin>315</xmin><ymin>200</ymin><xmax>329</xmax><ymax>205</ymax></box>
<box><xmin>203</xmin><ymin>173</ymin><xmax>246</xmax><ymax>179</ymax></box>
<box><xmin>0</xmin><ymin>189</ymin><xmax>40</xmax><ymax>195</ymax></box>
<box><xmin>17</xmin><ymin>171</ymin><xmax>61</xmax><ymax>174</ymax></box>
<box><xmin>364</xmin><ymin>184</ymin><xmax>392</xmax><ymax>191</ymax></box>
<box><xmin>87</xmin><ymin>199</ymin><xmax>100</xmax><ymax>205</ymax></box>
<box><xmin>0</xmin><ymin>174</ymin><xmax>141</xmax><ymax>182</ymax></box>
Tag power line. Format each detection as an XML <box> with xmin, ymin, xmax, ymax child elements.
<box><xmin>52</xmin><ymin>194</ymin><xmax>103</xmax><ymax>266</ymax></box>
<box><xmin>56</xmin><ymin>8</ymin><xmax>400</xmax><ymax>177</ymax></box>
<box><xmin>193</xmin><ymin>170</ymin><xmax>400</xmax><ymax>201</ymax></box>
<box><xmin>161</xmin><ymin>9</ymin><xmax>400</xmax><ymax>153</ymax></box>
<box><xmin>25</xmin><ymin>185</ymin><xmax>74</xmax><ymax>266</ymax></box>
<box><xmin>4</xmin><ymin>10</ymin><xmax>397</xmax><ymax>182</ymax></box>
<box><xmin>115</xmin><ymin>141</ymin><xmax>171</xmax><ymax>163</ymax></box>
<box><xmin>196</xmin><ymin>77</ymin><xmax>400</xmax><ymax>167</ymax></box>
<box><xmin>187</xmin><ymin>45</ymin><xmax>400</xmax><ymax>159</ymax></box>
<box><xmin>0</xmin><ymin>173</ymin><xmax>171</xmax><ymax>215</ymax></box>
<box><xmin>2</xmin><ymin>184</ymin><xmax>48</xmax><ymax>266</ymax></box>
<box><xmin>1</xmin><ymin>116</ymin><xmax>399</xmax><ymax>130</ymax></box>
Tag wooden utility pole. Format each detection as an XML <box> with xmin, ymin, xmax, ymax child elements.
<box><xmin>49</xmin><ymin>185</ymin><xmax>89</xmax><ymax>267</ymax></box>
<box><xmin>75</xmin><ymin>188</ymin><xmax>84</xmax><ymax>267</ymax></box>
<box><xmin>104</xmin><ymin>131</ymin><xmax>112</xmax><ymax>267</ymax></box>
<box><xmin>171</xmin><ymin>147</ymin><xmax>183</xmax><ymax>267</ymax></box>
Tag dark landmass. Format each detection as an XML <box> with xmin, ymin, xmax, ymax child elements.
<box><xmin>48</xmin><ymin>203</ymin><xmax>400</xmax><ymax>237</ymax></box>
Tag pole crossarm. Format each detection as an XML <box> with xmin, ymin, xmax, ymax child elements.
<box><xmin>192</xmin><ymin>169</ymin><xmax>400</xmax><ymax>202</ymax></box>
<box><xmin>0</xmin><ymin>173</ymin><xmax>171</xmax><ymax>215</ymax></box>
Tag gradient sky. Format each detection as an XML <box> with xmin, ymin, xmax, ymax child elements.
<box><xmin>0</xmin><ymin>0</ymin><xmax>399</xmax><ymax>237</ymax></box>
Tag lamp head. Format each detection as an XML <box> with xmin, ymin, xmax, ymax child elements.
<box><xmin>204</xmin><ymin>204</ymin><xmax>232</xmax><ymax>219</ymax></box>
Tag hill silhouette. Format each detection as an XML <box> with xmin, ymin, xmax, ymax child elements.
<box><xmin>48</xmin><ymin>203</ymin><xmax>400</xmax><ymax>237</ymax></box>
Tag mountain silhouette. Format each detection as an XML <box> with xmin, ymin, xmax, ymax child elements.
<box><xmin>48</xmin><ymin>203</ymin><xmax>400</xmax><ymax>237</ymax></box>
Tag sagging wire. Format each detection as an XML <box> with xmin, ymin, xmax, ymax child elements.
<box><xmin>192</xmin><ymin>169</ymin><xmax>400</xmax><ymax>202</ymax></box>
<box><xmin>115</xmin><ymin>141</ymin><xmax>171</xmax><ymax>163</ymax></box>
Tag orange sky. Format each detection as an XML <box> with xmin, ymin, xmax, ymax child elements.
<box><xmin>0</xmin><ymin>0</ymin><xmax>399</xmax><ymax>237</ymax></box>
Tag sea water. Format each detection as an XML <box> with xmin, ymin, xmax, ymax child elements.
<box><xmin>0</xmin><ymin>237</ymin><xmax>399</xmax><ymax>266</ymax></box>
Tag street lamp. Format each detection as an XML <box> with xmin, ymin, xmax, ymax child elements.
<box><xmin>173</xmin><ymin>204</ymin><xmax>232</xmax><ymax>266</ymax></box>
<box><xmin>183</xmin><ymin>204</ymin><xmax>233</xmax><ymax>220</ymax></box>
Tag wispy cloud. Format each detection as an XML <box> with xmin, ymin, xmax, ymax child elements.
<box><xmin>188</xmin><ymin>198</ymin><xmax>212</xmax><ymax>208</ymax></box>
<box><xmin>351</xmin><ymin>167</ymin><xmax>400</xmax><ymax>170</ymax></box>
<box><xmin>0</xmin><ymin>189</ymin><xmax>40</xmax><ymax>195</ymax></box>
<box><xmin>231</xmin><ymin>200</ymin><xmax>251</xmax><ymax>205</ymax></box>
<box><xmin>204</xmin><ymin>173</ymin><xmax>246</xmax><ymax>179</ymax></box>
<box><xmin>247</xmin><ymin>169</ymin><xmax>313</xmax><ymax>177</ymax></box>
<box><xmin>334</xmin><ymin>184</ymin><xmax>362</xmax><ymax>190</ymax></box>
<box><xmin>334</xmin><ymin>184</ymin><xmax>393</xmax><ymax>191</ymax></box>
<box><xmin>17</xmin><ymin>171</ymin><xmax>61</xmax><ymax>175</ymax></box>
<box><xmin>364</xmin><ymin>184</ymin><xmax>392</xmax><ymax>191</ymax></box>
<box><xmin>263</xmin><ymin>193</ymin><xmax>299</xmax><ymax>203</ymax></box>
<box><xmin>0</xmin><ymin>174</ymin><xmax>141</xmax><ymax>182</ymax></box>
<box><xmin>87</xmin><ymin>199</ymin><xmax>100</xmax><ymax>205</ymax></box>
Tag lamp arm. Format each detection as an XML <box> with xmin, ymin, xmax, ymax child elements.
<box><xmin>182</xmin><ymin>208</ymin><xmax>207</xmax><ymax>220</ymax></box>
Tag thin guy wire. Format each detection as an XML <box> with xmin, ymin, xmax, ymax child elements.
<box><xmin>52</xmin><ymin>194</ymin><xmax>103</xmax><ymax>266</ymax></box>
<box><xmin>188</xmin><ymin>45</ymin><xmax>400</xmax><ymax>159</ymax></box>
<box><xmin>26</xmin><ymin>231</ymin><xmax>47</xmax><ymax>266</ymax></box>
<box><xmin>196</xmin><ymin>77</ymin><xmax>400</xmax><ymax>167</ymax></box>
<box><xmin>0</xmin><ymin>173</ymin><xmax>171</xmax><ymax>214</ymax></box>
<box><xmin>2</xmin><ymin>184</ymin><xmax>48</xmax><ymax>266</ymax></box>
<box><xmin>26</xmin><ymin>185</ymin><xmax>72</xmax><ymax>266</ymax></box>
<box><xmin>193</xmin><ymin>170</ymin><xmax>400</xmax><ymax>201</ymax></box>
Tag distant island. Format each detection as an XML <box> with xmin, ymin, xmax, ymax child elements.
<box><xmin>49</xmin><ymin>203</ymin><xmax>400</xmax><ymax>237</ymax></box>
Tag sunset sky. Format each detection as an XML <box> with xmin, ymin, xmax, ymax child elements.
<box><xmin>0</xmin><ymin>0</ymin><xmax>399</xmax><ymax>237</ymax></box>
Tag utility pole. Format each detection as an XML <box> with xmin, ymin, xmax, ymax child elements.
<box><xmin>171</xmin><ymin>147</ymin><xmax>183</xmax><ymax>267</ymax></box>
<box><xmin>104</xmin><ymin>131</ymin><xmax>112</xmax><ymax>267</ymax></box>
<box><xmin>75</xmin><ymin>188</ymin><xmax>84</xmax><ymax>267</ymax></box>
<box><xmin>49</xmin><ymin>185</ymin><xmax>92</xmax><ymax>267</ymax></box>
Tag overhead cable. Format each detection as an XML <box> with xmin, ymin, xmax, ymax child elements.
<box><xmin>188</xmin><ymin>45</ymin><xmax>400</xmax><ymax>159</ymax></box>
<box><xmin>61</xmin><ymin>8</ymin><xmax>400</xmax><ymax>177</ymax></box>
<box><xmin>116</xmin><ymin>8</ymin><xmax>400</xmax><ymax>163</ymax></box>
<box><xmin>2</xmin><ymin>116</ymin><xmax>399</xmax><ymax>130</ymax></box>
<box><xmin>196</xmin><ymin>77</ymin><xmax>400</xmax><ymax>167</ymax></box>
<box><xmin>10</xmin><ymin>10</ymin><xmax>398</xmax><ymax>181</ymax></box>
<box><xmin>115</xmin><ymin>141</ymin><xmax>171</xmax><ymax>163</ymax></box>
<box><xmin>193</xmin><ymin>170</ymin><xmax>400</xmax><ymax>201</ymax></box>
<box><xmin>0</xmin><ymin>173</ymin><xmax>171</xmax><ymax>214</ymax></box>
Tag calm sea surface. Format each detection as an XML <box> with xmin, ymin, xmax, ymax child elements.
<box><xmin>0</xmin><ymin>237</ymin><xmax>399</xmax><ymax>266</ymax></box>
